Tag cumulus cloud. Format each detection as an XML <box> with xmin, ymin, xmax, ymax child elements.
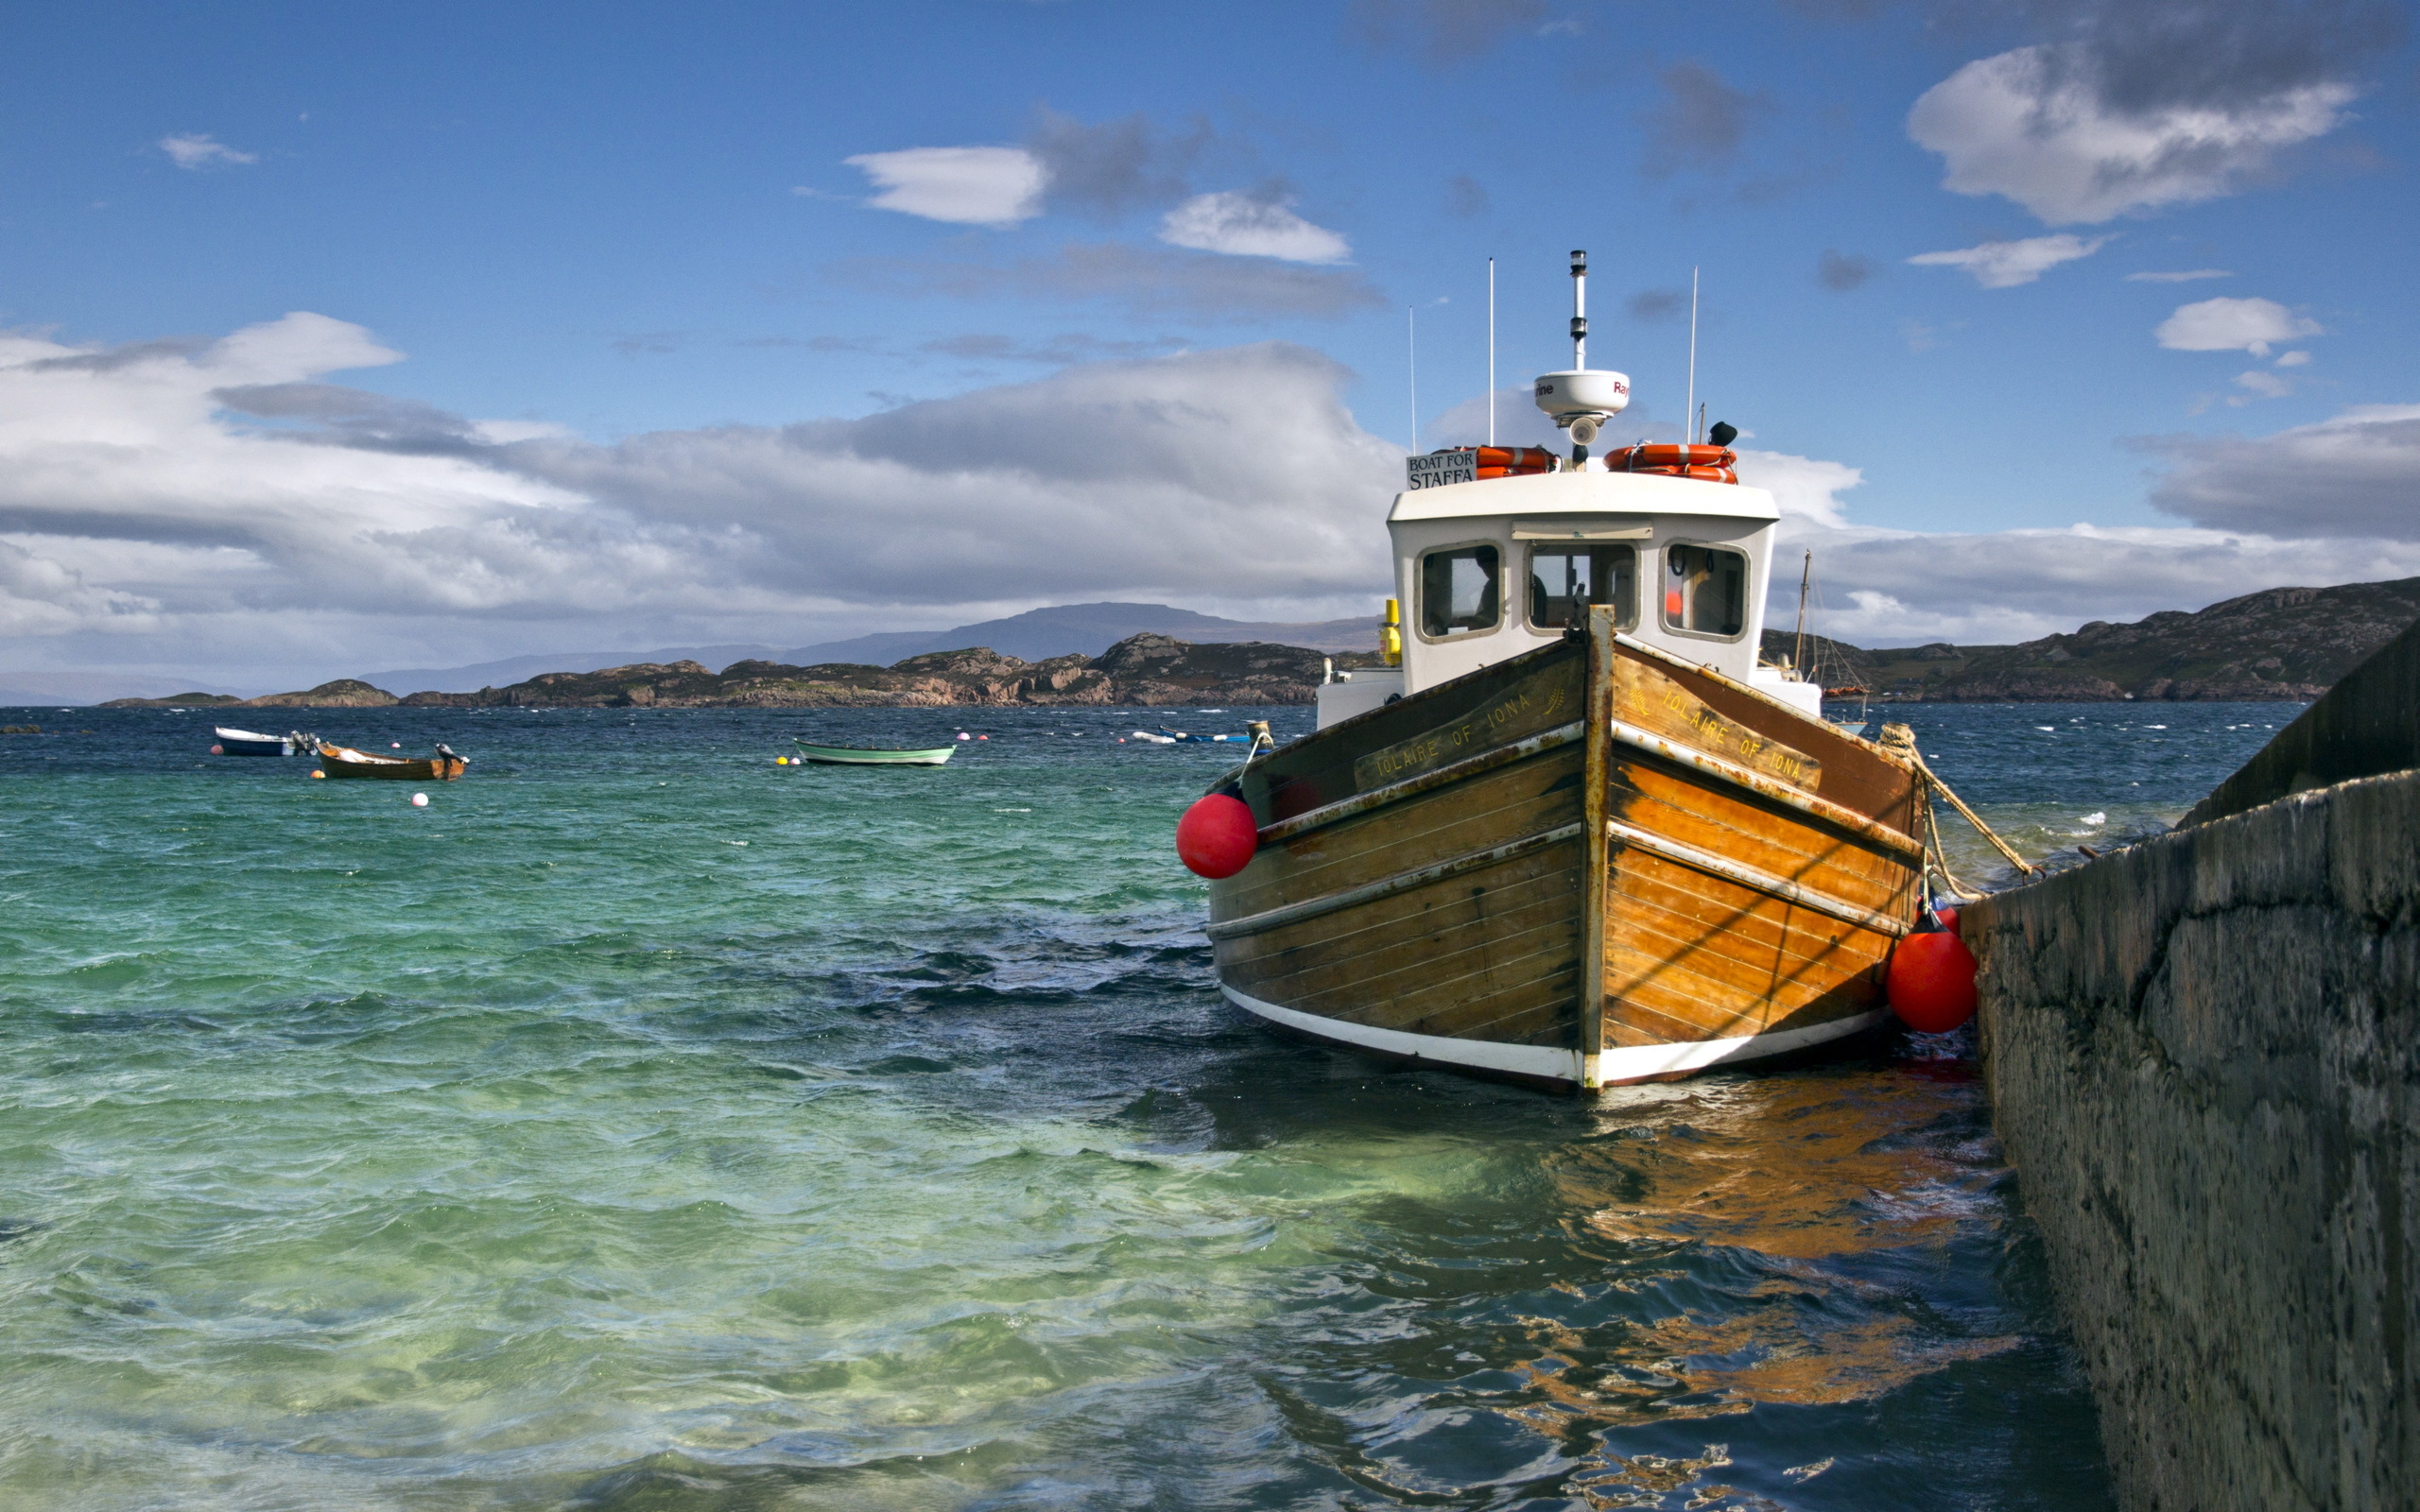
<box><xmin>159</xmin><ymin>133</ymin><xmax>256</xmax><ymax>170</ymax></box>
<box><xmin>1158</xmin><ymin>192</ymin><xmax>1351</xmax><ymax>264</ymax></box>
<box><xmin>1640</xmin><ymin>61</ymin><xmax>1772</xmax><ymax>178</ymax></box>
<box><xmin>829</xmin><ymin>242</ymin><xmax>1382</xmax><ymax>320</ymax></box>
<box><xmin>1906</xmin><ymin>232</ymin><xmax>2108</xmax><ymax>288</ymax></box>
<box><xmin>1736</xmin><ymin>450</ymin><xmax>1863</xmax><ymax>528</ymax></box>
<box><xmin>1906</xmin><ymin>43</ymin><xmax>2355</xmax><ymax>224</ymax></box>
<box><xmin>844</xmin><ymin>146</ymin><xmax>1047</xmax><ymax>227</ymax></box>
<box><xmin>1785</xmin><ymin>518</ymin><xmax>2420</xmax><ymax>645</ymax></box>
<box><xmin>2142</xmin><ymin>404</ymin><xmax>2420</xmax><ymax>537</ymax></box>
<box><xmin>0</xmin><ymin>318</ymin><xmax>1401</xmax><ymax>686</ymax></box>
<box><xmin>2154</xmin><ymin>295</ymin><xmax>2322</xmax><ymax>354</ymax></box>
<box><xmin>16</xmin><ymin>309</ymin><xmax>2418</xmax><ymax>689</ymax></box>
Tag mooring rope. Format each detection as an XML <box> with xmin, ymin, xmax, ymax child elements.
<box><xmin>1876</xmin><ymin>722</ymin><xmax>2039</xmax><ymax>887</ymax></box>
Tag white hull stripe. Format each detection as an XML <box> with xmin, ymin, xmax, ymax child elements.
<box><xmin>1219</xmin><ymin>984</ymin><xmax>1887</xmax><ymax>1088</ymax></box>
<box><xmin>1203</xmin><ymin>822</ymin><xmax>1585</xmax><ymax>942</ymax></box>
<box><xmin>1603</xmin><ymin>819</ymin><xmax>1912</xmax><ymax>937</ymax></box>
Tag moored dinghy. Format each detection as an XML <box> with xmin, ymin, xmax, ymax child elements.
<box><xmin>1192</xmin><ymin>249</ymin><xmax>1930</xmax><ymax>1092</ymax></box>
<box><xmin>319</xmin><ymin>743</ymin><xmax>468</xmax><ymax>781</ymax></box>
<box><xmin>214</xmin><ymin>727</ymin><xmax>316</xmax><ymax>757</ymax></box>
<box><xmin>791</xmin><ymin>739</ymin><xmax>956</xmax><ymax>766</ymax></box>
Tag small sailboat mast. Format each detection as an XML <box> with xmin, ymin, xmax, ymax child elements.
<box><xmin>1793</xmin><ymin>549</ymin><xmax>1812</xmax><ymax>676</ymax></box>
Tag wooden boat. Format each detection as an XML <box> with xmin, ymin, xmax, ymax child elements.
<box><xmin>791</xmin><ymin>739</ymin><xmax>956</xmax><ymax>766</ymax></box>
<box><xmin>214</xmin><ymin>726</ymin><xmax>312</xmax><ymax>756</ymax></box>
<box><xmin>1198</xmin><ymin>248</ymin><xmax>1927</xmax><ymax>1092</ymax></box>
<box><xmin>318</xmin><ymin>743</ymin><xmax>467</xmax><ymax>781</ymax></box>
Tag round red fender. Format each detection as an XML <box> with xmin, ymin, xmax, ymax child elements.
<box><xmin>1176</xmin><ymin>792</ymin><xmax>1259</xmax><ymax>879</ymax></box>
<box><xmin>1934</xmin><ymin>905</ymin><xmax>1962</xmax><ymax>937</ymax></box>
<box><xmin>1887</xmin><ymin>913</ymin><xmax>1978</xmax><ymax>1033</ymax></box>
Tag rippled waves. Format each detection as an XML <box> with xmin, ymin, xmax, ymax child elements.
<box><xmin>0</xmin><ymin>701</ymin><xmax>2283</xmax><ymax>1507</ymax></box>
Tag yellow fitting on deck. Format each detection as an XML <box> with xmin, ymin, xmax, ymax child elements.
<box><xmin>1380</xmin><ymin>597</ymin><xmax>1403</xmax><ymax>665</ymax></box>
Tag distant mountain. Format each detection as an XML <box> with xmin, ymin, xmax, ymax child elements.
<box><xmin>350</xmin><ymin>604</ymin><xmax>1377</xmax><ymax>695</ymax></box>
<box><xmin>358</xmin><ymin>644</ymin><xmax>786</xmax><ymax>695</ymax></box>
<box><xmin>776</xmin><ymin>602</ymin><xmax>1378</xmax><ymax>666</ymax></box>
<box><xmin>0</xmin><ymin>671</ymin><xmax>251</xmax><ymax>707</ymax></box>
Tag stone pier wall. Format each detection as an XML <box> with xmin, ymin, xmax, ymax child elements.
<box><xmin>1965</xmin><ymin>769</ymin><xmax>2418</xmax><ymax>1511</ymax></box>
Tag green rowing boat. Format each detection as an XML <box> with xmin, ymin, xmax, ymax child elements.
<box><xmin>792</xmin><ymin>739</ymin><xmax>957</xmax><ymax>766</ymax></box>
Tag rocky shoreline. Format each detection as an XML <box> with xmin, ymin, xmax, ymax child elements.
<box><xmin>100</xmin><ymin>577</ymin><xmax>2420</xmax><ymax>710</ymax></box>
<box><xmin>103</xmin><ymin>634</ymin><xmax>1367</xmax><ymax>711</ymax></box>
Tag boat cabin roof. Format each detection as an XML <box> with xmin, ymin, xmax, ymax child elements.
<box><xmin>1387</xmin><ymin>470</ymin><xmax>1779</xmax><ymax>525</ymax></box>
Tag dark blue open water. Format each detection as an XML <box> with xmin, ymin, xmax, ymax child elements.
<box><xmin>0</xmin><ymin>700</ymin><xmax>2295</xmax><ymax>1508</ymax></box>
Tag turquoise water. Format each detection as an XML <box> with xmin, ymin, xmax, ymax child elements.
<box><xmin>0</xmin><ymin>701</ymin><xmax>2291</xmax><ymax>1509</ymax></box>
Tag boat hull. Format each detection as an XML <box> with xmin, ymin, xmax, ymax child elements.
<box><xmin>215</xmin><ymin>727</ymin><xmax>301</xmax><ymax>756</ymax></box>
<box><xmin>318</xmin><ymin>746</ymin><xmax>466</xmax><ymax>781</ymax></box>
<box><xmin>1206</xmin><ymin>609</ymin><xmax>1924</xmax><ymax>1092</ymax></box>
<box><xmin>792</xmin><ymin>741</ymin><xmax>956</xmax><ymax>765</ymax></box>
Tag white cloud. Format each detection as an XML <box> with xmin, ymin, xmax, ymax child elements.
<box><xmin>1735</xmin><ymin>449</ymin><xmax>1862</xmax><ymax>528</ymax></box>
<box><xmin>843</xmin><ymin>146</ymin><xmax>1046</xmax><ymax>227</ymax></box>
<box><xmin>2144</xmin><ymin>404</ymin><xmax>2420</xmax><ymax>538</ymax></box>
<box><xmin>1906</xmin><ymin>44</ymin><xmax>2354</xmax><ymax>224</ymax></box>
<box><xmin>2154</xmin><ymin>296</ymin><xmax>2322</xmax><ymax>356</ymax></box>
<box><xmin>2126</xmin><ymin>268</ymin><xmax>2231</xmax><ymax>283</ymax></box>
<box><xmin>1783</xmin><ymin>519</ymin><xmax>2420</xmax><ymax>646</ymax></box>
<box><xmin>2233</xmin><ymin>369</ymin><xmax>2291</xmax><ymax>399</ymax></box>
<box><xmin>0</xmin><ymin>318</ymin><xmax>1398</xmax><ymax>688</ymax></box>
<box><xmin>13</xmin><ymin>310</ymin><xmax>2417</xmax><ymax>692</ymax></box>
<box><xmin>1158</xmin><ymin>192</ymin><xmax>1351</xmax><ymax>264</ymax></box>
<box><xmin>1906</xmin><ymin>233</ymin><xmax>2108</xmax><ymax>288</ymax></box>
<box><xmin>159</xmin><ymin>133</ymin><xmax>257</xmax><ymax>170</ymax></box>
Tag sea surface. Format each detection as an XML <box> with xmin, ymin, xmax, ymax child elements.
<box><xmin>0</xmin><ymin>700</ymin><xmax>2297</xmax><ymax>1510</ymax></box>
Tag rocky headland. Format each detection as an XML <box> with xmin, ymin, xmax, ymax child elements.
<box><xmin>1769</xmin><ymin>576</ymin><xmax>2420</xmax><ymax>702</ymax></box>
<box><xmin>103</xmin><ymin>635</ymin><xmax>1360</xmax><ymax>711</ymax></box>
<box><xmin>99</xmin><ymin>576</ymin><xmax>2420</xmax><ymax>709</ymax></box>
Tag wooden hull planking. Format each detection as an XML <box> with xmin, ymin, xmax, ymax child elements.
<box><xmin>1206</xmin><ymin>609</ymin><xmax>1923</xmax><ymax>1092</ymax></box>
<box><xmin>318</xmin><ymin>745</ymin><xmax>467</xmax><ymax>781</ymax></box>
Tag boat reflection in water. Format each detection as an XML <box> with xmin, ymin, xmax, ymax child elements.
<box><xmin>1220</xmin><ymin>1042</ymin><xmax>2102</xmax><ymax>1506</ymax></box>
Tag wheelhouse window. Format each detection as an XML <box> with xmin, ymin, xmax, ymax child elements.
<box><xmin>1661</xmin><ymin>543</ymin><xmax>1747</xmax><ymax>639</ymax></box>
<box><xmin>1419</xmin><ymin>545</ymin><xmax>1501</xmax><ymax>637</ymax></box>
<box><xmin>1527</xmin><ymin>544</ymin><xmax>1637</xmax><ymax>631</ymax></box>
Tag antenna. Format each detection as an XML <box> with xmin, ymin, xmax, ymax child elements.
<box><xmin>1408</xmin><ymin>306</ymin><xmax>1417</xmax><ymax>454</ymax></box>
<box><xmin>1686</xmin><ymin>266</ymin><xmax>1700</xmax><ymax>444</ymax></box>
<box><xmin>1487</xmin><ymin>256</ymin><xmax>1495</xmax><ymax>447</ymax></box>
<box><xmin>1569</xmin><ymin>249</ymin><xmax>1588</xmax><ymax>369</ymax></box>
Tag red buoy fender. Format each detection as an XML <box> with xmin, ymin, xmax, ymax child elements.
<box><xmin>1887</xmin><ymin>912</ymin><xmax>1978</xmax><ymax>1033</ymax></box>
<box><xmin>1177</xmin><ymin>792</ymin><xmax>1259</xmax><ymax>879</ymax></box>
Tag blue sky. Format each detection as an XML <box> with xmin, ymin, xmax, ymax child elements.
<box><xmin>1</xmin><ymin>0</ymin><xmax>2414</xmax><ymax>692</ymax></box>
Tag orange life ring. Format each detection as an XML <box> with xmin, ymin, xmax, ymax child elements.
<box><xmin>1610</xmin><ymin>443</ymin><xmax>1736</xmax><ymax>470</ymax></box>
<box><xmin>1605</xmin><ymin>443</ymin><xmax>1737</xmax><ymax>484</ymax></box>
<box><xmin>1472</xmin><ymin>445</ymin><xmax>1557</xmax><ymax>476</ymax></box>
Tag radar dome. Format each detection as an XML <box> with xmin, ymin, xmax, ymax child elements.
<box><xmin>1533</xmin><ymin>369</ymin><xmax>1631</xmax><ymax>421</ymax></box>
